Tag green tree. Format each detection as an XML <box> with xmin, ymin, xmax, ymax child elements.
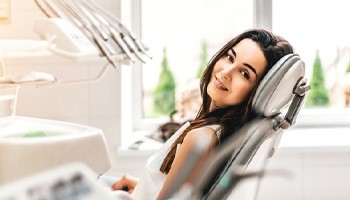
<box><xmin>154</xmin><ymin>47</ymin><xmax>176</xmax><ymax>115</ymax></box>
<box><xmin>346</xmin><ymin>59</ymin><xmax>350</xmax><ymax>73</ymax></box>
<box><xmin>306</xmin><ymin>50</ymin><xmax>329</xmax><ymax>106</ymax></box>
<box><xmin>196</xmin><ymin>41</ymin><xmax>209</xmax><ymax>78</ymax></box>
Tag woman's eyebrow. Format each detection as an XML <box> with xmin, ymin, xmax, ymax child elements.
<box><xmin>244</xmin><ymin>63</ymin><xmax>257</xmax><ymax>76</ymax></box>
<box><xmin>230</xmin><ymin>48</ymin><xmax>236</xmax><ymax>57</ymax></box>
<box><xmin>231</xmin><ymin>48</ymin><xmax>257</xmax><ymax>76</ymax></box>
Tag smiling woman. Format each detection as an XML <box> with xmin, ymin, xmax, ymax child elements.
<box><xmin>207</xmin><ymin>38</ymin><xmax>267</xmax><ymax>109</ymax></box>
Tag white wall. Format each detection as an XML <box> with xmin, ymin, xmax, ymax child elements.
<box><xmin>256</xmin><ymin>127</ymin><xmax>350</xmax><ymax>200</ymax></box>
<box><xmin>257</xmin><ymin>146</ymin><xmax>350</xmax><ymax>200</ymax></box>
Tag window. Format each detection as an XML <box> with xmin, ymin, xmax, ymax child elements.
<box><xmin>271</xmin><ymin>0</ymin><xmax>350</xmax><ymax>126</ymax></box>
<box><xmin>123</xmin><ymin>0</ymin><xmax>350</xmax><ymax>139</ymax></box>
<box><xmin>139</xmin><ymin>0</ymin><xmax>254</xmax><ymax>125</ymax></box>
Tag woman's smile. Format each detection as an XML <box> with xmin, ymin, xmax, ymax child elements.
<box><xmin>215</xmin><ymin>76</ymin><xmax>228</xmax><ymax>91</ymax></box>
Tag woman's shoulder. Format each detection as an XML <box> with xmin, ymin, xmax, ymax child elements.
<box><xmin>185</xmin><ymin>125</ymin><xmax>221</xmax><ymax>144</ymax></box>
<box><xmin>186</xmin><ymin>125</ymin><xmax>221</xmax><ymax>143</ymax></box>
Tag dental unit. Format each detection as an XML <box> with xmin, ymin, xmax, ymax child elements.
<box><xmin>1</xmin><ymin>56</ymin><xmax>111</xmax><ymax>187</ymax></box>
<box><xmin>0</xmin><ymin>116</ymin><xmax>111</xmax><ymax>185</ymax></box>
<box><xmin>0</xmin><ymin>0</ymin><xmax>150</xmax><ymax>198</ymax></box>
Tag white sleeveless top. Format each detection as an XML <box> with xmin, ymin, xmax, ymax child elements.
<box><xmin>130</xmin><ymin>122</ymin><xmax>221</xmax><ymax>200</ymax></box>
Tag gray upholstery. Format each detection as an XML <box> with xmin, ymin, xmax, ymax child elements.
<box><xmin>253</xmin><ymin>54</ymin><xmax>305</xmax><ymax>117</ymax></box>
<box><xmin>168</xmin><ymin>54</ymin><xmax>309</xmax><ymax>200</ymax></box>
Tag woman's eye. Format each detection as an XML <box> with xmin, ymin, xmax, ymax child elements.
<box><xmin>227</xmin><ymin>54</ymin><xmax>234</xmax><ymax>63</ymax></box>
<box><xmin>241</xmin><ymin>70</ymin><xmax>250</xmax><ymax>79</ymax></box>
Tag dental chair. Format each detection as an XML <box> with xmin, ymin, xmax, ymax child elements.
<box><xmin>165</xmin><ymin>53</ymin><xmax>310</xmax><ymax>200</ymax></box>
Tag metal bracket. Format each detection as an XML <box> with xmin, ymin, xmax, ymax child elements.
<box><xmin>273</xmin><ymin>77</ymin><xmax>311</xmax><ymax>130</ymax></box>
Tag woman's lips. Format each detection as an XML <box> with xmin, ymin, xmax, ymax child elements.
<box><xmin>215</xmin><ymin>77</ymin><xmax>228</xmax><ymax>91</ymax></box>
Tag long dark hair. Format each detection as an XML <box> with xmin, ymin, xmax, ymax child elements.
<box><xmin>160</xmin><ymin>28</ymin><xmax>294</xmax><ymax>174</ymax></box>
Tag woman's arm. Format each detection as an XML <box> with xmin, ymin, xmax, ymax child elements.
<box><xmin>157</xmin><ymin>126</ymin><xmax>219</xmax><ymax>200</ymax></box>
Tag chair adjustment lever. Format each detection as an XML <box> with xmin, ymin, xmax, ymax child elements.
<box><xmin>274</xmin><ymin>77</ymin><xmax>311</xmax><ymax>130</ymax></box>
<box><xmin>293</xmin><ymin>77</ymin><xmax>311</xmax><ymax>96</ymax></box>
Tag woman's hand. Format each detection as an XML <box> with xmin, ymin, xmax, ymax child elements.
<box><xmin>111</xmin><ymin>174</ymin><xmax>140</xmax><ymax>194</ymax></box>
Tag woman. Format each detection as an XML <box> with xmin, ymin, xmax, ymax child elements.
<box><xmin>111</xmin><ymin>28</ymin><xmax>294</xmax><ymax>200</ymax></box>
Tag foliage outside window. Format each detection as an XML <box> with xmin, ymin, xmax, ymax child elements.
<box><xmin>346</xmin><ymin>60</ymin><xmax>350</xmax><ymax>73</ymax></box>
<box><xmin>196</xmin><ymin>41</ymin><xmax>209</xmax><ymax>78</ymax></box>
<box><xmin>153</xmin><ymin>48</ymin><xmax>176</xmax><ymax>117</ymax></box>
<box><xmin>306</xmin><ymin>50</ymin><xmax>330</xmax><ymax>107</ymax></box>
<box><xmin>345</xmin><ymin>60</ymin><xmax>350</xmax><ymax>105</ymax></box>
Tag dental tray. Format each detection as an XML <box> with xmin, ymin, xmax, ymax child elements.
<box><xmin>0</xmin><ymin>116</ymin><xmax>111</xmax><ymax>185</ymax></box>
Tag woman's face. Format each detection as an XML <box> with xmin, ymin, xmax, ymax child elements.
<box><xmin>207</xmin><ymin>38</ymin><xmax>267</xmax><ymax>110</ymax></box>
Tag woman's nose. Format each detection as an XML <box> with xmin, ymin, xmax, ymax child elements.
<box><xmin>220</xmin><ymin>64</ymin><xmax>234</xmax><ymax>81</ymax></box>
<box><xmin>221</xmin><ymin>70</ymin><xmax>232</xmax><ymax>81</ymax></box>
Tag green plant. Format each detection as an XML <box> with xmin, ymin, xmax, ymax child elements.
<box><xmin>306</xmin><ymin>50</ymin><xmax>329</xmax><ymax>106</ymax></box>
<box><xmin>196</xmin><ymin>41</ymin><xmax>209</xmax><ymax>78</ymax></box>
<box><xmin>154</xmin><ymin>47</ymin><xmax>176</xmax><ymax>115</ymax></box>
<box><xmin>346</xmin><ymin>59</ymin><xmax>350</xmax><ymax>73</ymax></box>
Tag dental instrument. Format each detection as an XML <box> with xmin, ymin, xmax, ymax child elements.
<box><xmin>77</xmin><ymin>1</ymin><xmax>138</xmax><ymax>62</ymax></box>
<box><xmin>83</xmin><ymin>0</ymin><xmax>151</xmax><ymax>59</ymax></box>
<box><xmin>34</xmin><ymin>0</ymin><xmax>124</xmax><ymax>68</ymax></box>
<box><xmin>33</xmin><ymin>0</ymin><xmax>150</xmax><ymax>65</ymax></box>
<box><xmin>57</xmin><ymin>0</ymin><xmax>131</xmax><ymax>67</ymax></box>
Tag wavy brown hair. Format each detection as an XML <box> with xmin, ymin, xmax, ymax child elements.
<box><xmin>160</xmin><ymin>28</ymin><xmax>294</xmax><ymax>174</ymax></box>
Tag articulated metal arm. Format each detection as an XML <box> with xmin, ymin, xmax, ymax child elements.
<box><xmin>274</xmin><ymin>77</ymin><xmax>311</xmax><ymax>130</ymax></box>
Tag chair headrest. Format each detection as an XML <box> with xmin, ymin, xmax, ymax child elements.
<box><xmin>252</xmin><ymin>54</ymin><xmax>305</xmax><ymax>117</ymax></box>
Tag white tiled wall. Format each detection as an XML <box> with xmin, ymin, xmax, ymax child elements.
<box><xmin>257</xmin><ymin>130</ymin><xmax>350</xmax><ymax>200</ymax></box>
